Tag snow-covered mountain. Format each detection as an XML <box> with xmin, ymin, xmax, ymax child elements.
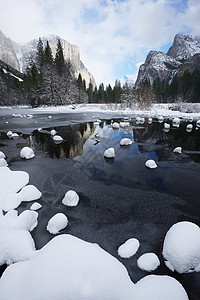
<box><xmin>135</xmin><ymin>33</ymin><xmax>200</xmax><ymax>88</ymax></box>
<box><xmin>0</xmin><ymin>30</ymin><xmax>95</xmax><ymax>87</ymax></box>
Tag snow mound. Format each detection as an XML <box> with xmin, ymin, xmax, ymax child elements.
<box><xmin>0</xmin><ymin>210</ymin><xmax>38</xmax><ymax>232</ymax></box>
<box><xmin>137</xmin><ymin>253</ymin><xmax>160</xmax><ymax>271</ymax></box>
<box><xmin>53</xmin><ymin>135</ymin><xmax>63</xmax><ymax>142</ymax></box>
<box><xmin>148</xmin><ymin>118</ymin><xmax>152</xmax><ymax>124</ymax></box>
<box><xmin>38</xmin><ymin>128</ymin><xmax>42</xmax><ymax>132</ymax></box>
<box><xmin>120</xmin><ymin>138</ymin><xmax>132</xmax><ymax>146</ymax></box>
<box><xmin>145</xmin><ymin>159</ymin><xmax>157</xmax><ymax>169</ymax></box>
<box><xmin>112</xmin><ymin>122</ymin><xmax>120</xmax><ymax>129</ymax></box>
<box><xmin>0</xmin><ymin>151</ymin><xmax>6</xmax><ymax>159</ymax></box>
<box><xmin>118</xmin><ymin>238</ymin><xmax>140</xmax><ymax>258</ymax></box>
<box><xmin>0</xmin><ymin>229</ymin><xmax>35</xmax><ymax>266</ymax></box>
<box><xmin>158</xmin><ymin>116</ymin><xmax>164</xmax><ymax>123</ymax></box>
<box><xmin>163</xmin><ymin>221</ymin><xmax>200</xmax><ymax>273</ymax></box>
<box><xmin>62</xmin><ymin>190</ymin><xmax>79</xmax><ymax>207</ymax></box>
<box><xmin>164</xmin><ymin>123</ymin><xmax>170</xmax><ymax>129</ymax></box>
<box><xmin>20</xmin><ymin>147</ymin><xmax>35</xmax><ymax>159</ymax></box>
<box><xmin>0</xmin><ymin>158</ymin><xmax>8</xmax><ymax>167</ymax></box>
<box><xmin>104</xmin><ymin>147</ymin><xmax>115</xmax><ymax>158</ymax></box>
<box><xmin>19</xmin><ymin>185</ymin><xmax>42</xmax><ymax>202</ymax></box>
<box><xmin>135</xmin><ymin>275</ymin><xmax>188</xmax><ymax>300</ymax></box>
<box><xmin>186</xmin><ymin>124</ymin><xmax>193</xmax><ymax>130</ymax></box>
<box><xmin>6</xmin><ymin>131</ymin><xmax>12</xmax><ymax>137</ymax></box>
<box><xmin>0</xmin><ymin>234</ymin><xmax>135</xmax><ymax>300</ymax></box>
<box><xmin>196</xmin><ymin>120</ymin><xmax>200</xmax><ymax>128</ymax></box>
<box><xmin>30</xmin><ymin>202</ymin><xmax>42</xmax><ymax>211</ymax></box>
<box><xmin>50</xmin><ymin>129</ymin><xmax>56</xmax><ymax>136</ymax></box>
<box><xmin>46</xmin><ymin>213</ymin><xmax>68</xmax><ymax>234</ymax></box>
<box><xmin>172</xmin><ymin>118</ymin><xmax>181</xmax><ymax>128</ymax></box>
<box><xmin>173</xmin><ymin>147</ymin><xmax>182</xmax><ymax>154</ymax></box>
<box><xmin>11</xmin><ymin>133</ymin><xmax>19</xmax><ymax>138</ymax></box>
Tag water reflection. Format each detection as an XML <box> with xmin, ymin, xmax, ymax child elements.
<box><xmin>31</xmin><ymin>122</ymin><xmax>94</xmax><ymax>159</ymax></box>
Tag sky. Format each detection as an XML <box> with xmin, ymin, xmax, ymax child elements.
<box><xmin>0</xmin><ymin>0</ymin><xmax>200</xmax><ymax>86</ymax></box>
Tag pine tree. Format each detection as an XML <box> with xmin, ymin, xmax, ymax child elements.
<box><xmin>36</xmin><ymin>38</ymin><xmax>44</xmax><ymax>69</ymax></box>
<box><xmin>44</xmin><ymin>41</ymin><xmax>53</xmax><ymax>65</ymax></box>
<box><xmin>55</xmin><ymin>39</ymin><xmax>65</xmax><ymax>74</ymax></box>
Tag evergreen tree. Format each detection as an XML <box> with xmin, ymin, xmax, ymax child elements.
<box><xmin>55</xmin><ymin>39</ymin><xmax>65</xmax><ymax>74</ymax></box>
<box><xmin>44</xmin><ymin>41</ymin><xmax>53</xmax><ymax>65</ymax></box>
<box><xmin>87</xmin><ymin>79</ymin><xmax>93</xmax><ymax>103</ymax></box>
<box><xmin>36</xmin><ymin>38</ymin><xmax>44</xmax><ymax>69</ymax></box>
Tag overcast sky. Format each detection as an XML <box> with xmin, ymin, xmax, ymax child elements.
<box><xmin>0</xmin><ymin>0</ymin><xmax>200</xmax><ymax>86</ymax></box>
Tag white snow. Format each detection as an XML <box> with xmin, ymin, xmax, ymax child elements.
<box><xmin>53</xmin><ymin>135</ymin><xmax>63</xmax><ymax>142</ymax></box>
<box><xmin>118</xmin><ymin>238</ymin><xmax>140</xmax><ymax>258</ymax></box>
<box><xmin>135</xmin><ymin>275</ymin><xmax>189</xmax><ymax>300</ymax></box>
<box><xmin>173</xmin><ymin>147</ymin><xmax>182</xmax><ymax>154</ymax></box>
<box><xmin>145</xmin><ymin>159</ymin><xmax>157</xmax><ymax>169</ymax></box>
<box><xmin>62</xmin><ymin>190</ymin><xmax>79</xmax><ymax>207</ymax></box>
<box><xmin>46</xmin><ymin>213</ymin><xmax>68</xmax><ymax>234</ymax></box>
<box><xmin>20</xmin><ymin>147</ymin><xmax>35</xmax><ymax>159</ymax></box>
<box><xmin>50</xmin><ymin>129</ymin><xmax>56</xmax><ymax>136</ymax></box>
<box><xmin>148</xmin><ymin>118</ymin><xmax>152</xmax><ymax>124</ymax></box>
<box><xmin>0</xmin><ymin>229</ymin><xmax>35</xmax><ymax>266</ymax></box>
<box><xmin>164</xmin><ymin>123</ymin><xmax>170</xmax><ymax>129</ymax></box>
<box><xmin>137</xmin><ymin>253</ymin><xmax>160</xmax><ymax>271</ymax></box>
<box><xmin>0</xmin><ymin>151</ymin><xmax>6</xmax><ymax>159</ymax></box>
<box><xmin>6</xmin><ymin>131</ymin><xmax>13</xmax><ymax>137</ymax></box>
<box><xmin>0</xmin><ymin>234</ymin><xmax>189</xmax><ymax>300</ymax></box>
<box><xmin>186</xmin><ymin>124</ymin><xmax>193</xmax><ymax>130</ymax></box>
<box><xmin>104</xmin><ymin>147</ymin><xmax>115</xmax><ymax>158</ymax></box>
<box><xmin>172</xmin><ymin>117</ymin><xmax>181</xmax><ymax>128</ymax></box>
<box><xmin>120</xmin><ymin>138</ymin><xmax>132</xmax><ymax>146</ymax></box>
<box><xmin>30</xmin><ymin>202</ymin><xmax>42</xmax><ymax>211</ymax></box>
<box><xmin>11</xmin><ymin>133</ymin><xmax>19</xmax><ymax>138</ymax></box>
<box><xmin>112</xmin><ymin>122</ymin><xmax>120</xmax><ymax>129</ymax></box>
<box><xmin>0</xmin><ymin>167</ymin><xmax>42</xmax><ymax>211</ymax></box>
<box><xmin>196</xmin><ymin>120</ymin><xmax>200</xmax><ymax>127</ymax></box>
<box><xmin>163</xmin><ymin>221</ymin><xmax>200</xmax><ymax>273</ymax></box>
<box><xmin>0</xmin><ymin>158</ymin><xmax>8</xmax><ymax>167</ymax></box>
<box><xmin>158</xmin><ymin>116</ymin><xmax>164</xmax><ymax>123</ymax></box>
<box><xmin>38</xmin><ymin>128</ymin><xmax>42</xmax><ymax>132</ymax></box>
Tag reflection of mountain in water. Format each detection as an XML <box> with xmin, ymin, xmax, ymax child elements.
<box><xmin>32</xmin><ymin>122</ymin><xmax>94</xmax><ymax>159</ymax></box>
<box><xmin>133</xmin><ymin>120</ymin><xmax>200</xmax><ymax>162</ymax></box>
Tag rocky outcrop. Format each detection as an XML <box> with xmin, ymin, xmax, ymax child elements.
<box><xmin>0</xmin><ymin>31</ymin><xmax>95</xmax><ymax>87</ymax></box>
<box><xmin>135</xmin><ymin>33</ymin><xmax>200</xmax><ymax>88</ymax></box>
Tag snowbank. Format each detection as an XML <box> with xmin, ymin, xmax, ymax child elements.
<box><xmin>0</xmin><ymin>234</ymin><xmax>189</xmax><ymax>300</ymax></box>
<box><xmin>118</xmin><ymin>238</ymin><xmax>140</xmax><ymax>258</ymax></box>
<box><xmin>163</xmin><ymin>221</ymin><xmax>200</xmax><ymax>273</ymax></box>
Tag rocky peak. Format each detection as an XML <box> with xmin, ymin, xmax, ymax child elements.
<box><xmin>167</xmin><ymin>33</ymin><xmax>200</xmax><ymax>62</ymax></box>
<box><xmin>0</xmin><ymin>30</ymin><xmax>95</xmax><ymax>87</ymax></box>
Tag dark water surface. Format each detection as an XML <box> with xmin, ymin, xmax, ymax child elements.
<box><xmin>0</xmin><ymin>111</ymin><xmax>200</xmax><ymax>299</ymax></box>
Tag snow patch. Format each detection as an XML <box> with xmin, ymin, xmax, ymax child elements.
<box><xmin>137</xmin><ymin>253</ymin><xmax>160</xmax><ymax>271</ymax></box>
<box><xmin>46</xmin><ymin>213</ymin><xmax>68</xmax><ymax>234</ymax></box>
<box><xmin>118</xmin><ymin>238</ymin><xmax>140</xmax><ymax>258</ymax></box>
<box><xmin>20</xmin><ymin>147</ymin><xmax>35</xmax><ymax>159</ymax></box>
<box><xmin>104</xmin><ymin>147</ymin><xmax>115</xmax><ymax>158</ymax></box>
<box><xmin>62</xmin><ymin>190</ymin><xmax>79</xmax><ymax>207</ymax></box>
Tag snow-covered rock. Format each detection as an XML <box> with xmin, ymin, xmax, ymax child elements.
<box><xmin>112</xmin><ymin>122</ymin><xmax>120</xmax><ymax>129</ymax></box>
<box><xmin>47</xmin><ymin>213</ymin><xmax>68</xmax><ymax>234</ymax></box>
<box><xmin>186</xmin><ymin>124</ymin><xmax>193</xmax><ymax>130</ymax></box>
<box><xmin>158</xmin><ymin>116</ymin><xmax>164</xmax><ymax>123</ymax></box>
<box><xmin>120</xmin><ymin>121</ymin><xmax>129</xmax><ymax>127</ymax></box>
<box><xmin>53</xmin><ymin>135</ymin><xmax>63</xmax><ymax>142</ymax></box>
<box><xmin>20</xmin><ymin>147</ymin><xmax>35</xmax><ymax>159</ymax></box>
<box><xmin>62</xmin><ymin>190</ymin><xmax>79</xmax><ymax>207</ymax></box>
<box><xmin>0</xmin><ymin>158</ymin><xmax>8</xmax><ymax>167</ymax></box>
<box><xmin>104</xmin><ymin>147</ymin><xmax>115</xmax><ymax>158</ymax></box>
<box><xmin>30</xmin><ymin>202</ymin><xmax>42</xmax><ymax>211</ymax></box>
<box><xmin>118</xmin><ymin>238</ymin><xmax>140</xmax><ymax>258</ymax></box>
<box><xmin>38</xmin><ymin>128</ymin><xmax>42</xmax><ymax>132</ymax></box>
<box><xmin>163</xmin><ymin>221</ymin><xmax>200</xmax><ymax>273</ymax></box>
<box><xmin>137</xmin><ymin>253</ymin><xmax>160</xmax><ymax>272</ymax></box>
<box><xmin>11</xmin><ymin>133</ymin><xmax>19</xmax><ymax>138</ymax></box>
<box><xmin>0</xmin><ymin>229</ymin><xmax>35</xmax><ymax>266</ymax></box>
<box><xmin>6</xmin><ymin>131</ymin><xmax>13</xmax><ymax>137</ymax></box>
<box><xmin>164</xmin><ymin>123</ymin><xmax>170</xmax><ymax>129</ymax></box>
<box><xmin>148</xmin><ymin>118</ymin><xmax>152</xmax><ymax>124</ymax></box>
<box><xmin>145</xmin><ymin>159</ymin><xmax>157</xmax><ymax>169</ymax></box>
<box><xmin>19</xmin><ymin>185</ymin><xmax>42</xmax><ymax>202</ymax></box>
<box><xmin>173</xmin><ymin>147</ymin><xmax>182</xmax><ymax>154</ymax></box>
<box><xmin>196</xmin><ymin>120</ymin><xmax>200</xmax><ymax>128</ymax></box>
<box><xmin>50</xmin><ymin>129</ymin><xmax>56</xmax><ymax>136</ymax></box>
<box><xmin>15</xmin><ymin>210</ymin><xmax>38</xmax><ymax>232</ymax></box>
<box><xmin>135</xmin><ymin>275</ymin><xmax>189</xmax><ymax>300</ymax></box>
<box><xmin>120</xmin><ymin>138</ymin><xmax>132</xmax><ymax>146</ymax></box>
<box><xmin>139</xmin><ymin>117</ymin><xmax>145</xmax><ymax>124</ymax></box>
<box><xmin>0</xmin><ymin>151</ymin><xmax>6</xmax><ymax>159</ymax></box>
<box><xmin>172</xmin><ymin>118</ymin><xmax>181</xmax><ymax>128</ymax></box>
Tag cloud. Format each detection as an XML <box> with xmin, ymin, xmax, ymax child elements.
<box><xmin>0</xmin><ymin>0</ymin><xmax>199</xmax><ymax>85</ymax></box>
